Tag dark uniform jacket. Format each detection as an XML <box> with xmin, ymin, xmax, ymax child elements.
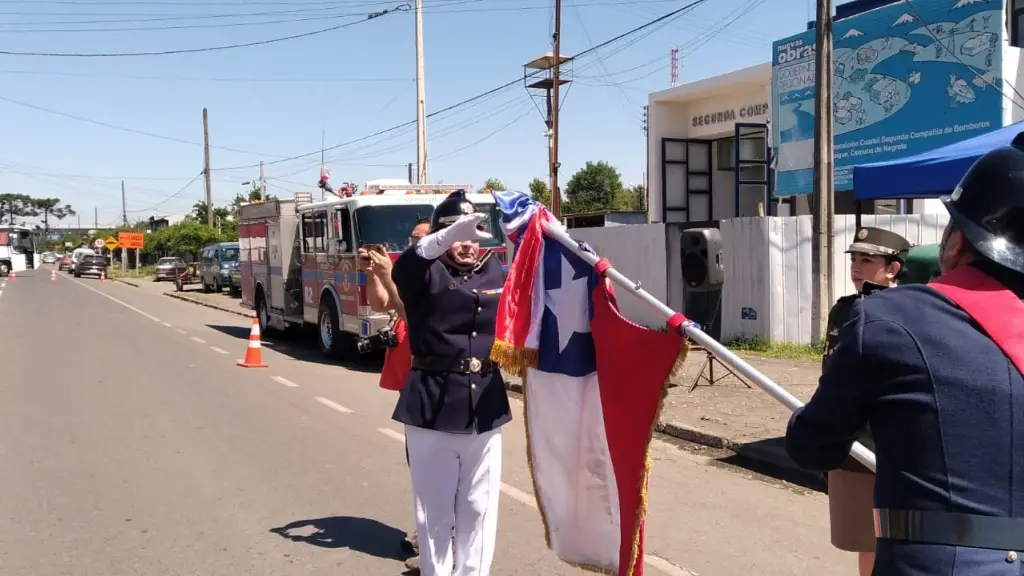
<box><xmin>787</xmin><ymin>263</ymin><xmax>1024</xmax><ymax>576</ymax></box>
<box><xmin>391</xmin><ymin>248</ymin><xmax>512</xmax><ymax>434</ymax></box>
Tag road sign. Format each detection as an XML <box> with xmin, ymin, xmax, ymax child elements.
<box><xmin>104</xmin><ymin>236</ymin><xmax>119</xmax><ymax>251</ymax></box>
<box><xmin>118</xmin><ymin>232</ymin><xmax>144</xmax><ymax>250</ymax></box>
<box><xmin>93</xmin><ymin>238</ymin><xmax>104</xmax><ymax>250</ymax></box>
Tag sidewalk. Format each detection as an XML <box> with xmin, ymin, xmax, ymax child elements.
<box><xmin>115</xmin><ymin>276</ymin><xmax>253</xmax><ymax>318</ymax></box>
<box><xmin>504</xmin><ymin>348</ymin><xmax>822</xmax><ymax>473</ymax></box>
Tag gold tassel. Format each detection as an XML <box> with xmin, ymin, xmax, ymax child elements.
<box><xmin>668</xmin><ymin>336</ymin><xmax>692</xmax><ymax>379</ymax></box>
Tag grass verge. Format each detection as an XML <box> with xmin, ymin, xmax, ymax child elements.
<box><xmin>726</xmin><ymin>337</ymin><xmax>822</xmax><ymax>362</ymax></box>
<box><xmin>108</xmin><ymin>265</ymin><xmax>156</xmax><ymax>279</ymax></box>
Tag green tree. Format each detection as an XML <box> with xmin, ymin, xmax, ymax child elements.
<box><xmin>33</xmin><ymin>198</ymin><xmax>76</xmax><ymax>232</ymax></box>
<box><xmin>619</xmin><ymin>184</ymin><xmax>646</xmax><ymax>211</ymax></box>
<box><xmin>528</xmin><ymin>177</ymin><xmax>551</xmax><ymax>208</ymax></box>
<box><xmin>564</xmin><ymin>161</ymin><xmax>624</xmax><ymax>215</ymax></box>
<box><xmin>0</xmin><ymin>193</ymin><xmax>39</xmax><ymax>224</ymax></box>
<box><xmin>477</xmin><ymin>178</ymin><xmax>507</xmax><ymax>193</ymax></box>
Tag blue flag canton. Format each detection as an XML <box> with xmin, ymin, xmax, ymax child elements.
<box><xmin>537</xmin><ymin>238</ymin><xmax>599</xmax><ymax>378</ymax></box>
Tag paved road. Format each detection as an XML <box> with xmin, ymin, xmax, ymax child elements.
<box><xmin>0</xmin><ymin>268</ymin><xmax>851</xmax><ymax>575</ymax></box>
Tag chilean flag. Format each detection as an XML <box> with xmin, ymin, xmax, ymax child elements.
<box><xmin>489</xmin><ymin>190</ymin><xmax>684</xmax><ymax>576</ymax></box>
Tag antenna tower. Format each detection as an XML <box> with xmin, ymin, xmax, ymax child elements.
<box><xmin>670</xmin><ymin>47</ymin><xmax>679</xmax><ymax>87</ymax></box>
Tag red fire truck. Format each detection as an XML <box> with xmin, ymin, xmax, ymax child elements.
<box><xmin>238</xmin><ymin>185</ymin><xmax>508</xmax><ymax>359</ymax></box>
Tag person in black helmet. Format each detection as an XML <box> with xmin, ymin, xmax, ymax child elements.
<box><xmin>391</xmin><ymin>189</ymin><xmax>511</xmax><ymax>576</ymax></box>
<box><xmin>822</xmin><ymin>227</ymin><xmax>911</xmax><ymax>576</ymax></box>
<box><xmin>786</xmin><ymin>143</ymin><xmax>1024</xmax><ymax>576</ymax></box>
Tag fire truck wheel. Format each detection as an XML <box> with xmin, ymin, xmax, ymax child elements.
<box><xmin>318</xmin><ymin>300</ymin><xmax>342</xmax><ymax>359</ymax></box>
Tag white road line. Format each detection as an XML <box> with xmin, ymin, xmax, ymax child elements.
<box><xmin>314</xmin><ymin>396</ymin><xmax>354</xmax><ymax>414</ymax></box>
<box><xmin>162</xmin><ymin>322</ymin><xmax>173</xmax><ymax>328</ymax></box>
<box><xmin>175</xmin><ymin>328</ymin><xmax>187</xmax><ymax>335</ymax></box>
<box><xmin>191</xmin><ymin>336</ymin><xmax>207</xmax><ymax>344</ymax></box>
<box><xmin>371</xmin><ymin>423</ymin><xmax>691</xmax><ymax>576</ymax></box>
<box><xmin>209</xmin><ymin>346</ymin><xmax>229</xmax><ymax>355</ymax></box>
<box><xmin>376</xmin><ymin>427</ymin><xmax>406</xmax><ymax>443</ymax></box>
<box><xmin>0</xmin><ymin>290</ymin><xmax>3</xmax><ymax>298</ymax></box>
<box><xmin>271</xmin><ymin>376</ymin><xmax>299</xmax><ymax>388</ymax></box>
<box><xmin>66</xmin><ymin>275</ymin><xmax>162</xmax><ymax>322</ymax></box>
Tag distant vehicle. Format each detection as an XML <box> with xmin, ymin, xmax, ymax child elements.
<box><xmin>0</xmin><ymin>225</ymin><xmax>39</xmax><ymax>277</ymax></box>
<box><xmin>41</xmin><ymin>252</ymin><xmax>59</xmax><ymax>264</ymax></box>
<box><xmin>68</xmin><ymin>247</ymin><xmax>95</xmax><ymax>275</ymax></box>
<box><xmin>74</xmin><ymin>254</ymin><xmax>108</xmax><ymax>278</ymax></box>
<box><xmin>154</xmin><ymin>257</ymin><xmax>187</xmax><ymax>281</ymax></box>
<box><xmin>58</xmin><ymin>255</ymin><xmax>72</xmax><ymax>272</ymax></box>
<box><xmin>228</xmin><ymin>266</ymin><xmax>241</xmax><ymax>296</ymax></box>
<box><xmin>198</xmin><ymin>242</ymin><xmax>239</xmax><ymax>293</ymax></box>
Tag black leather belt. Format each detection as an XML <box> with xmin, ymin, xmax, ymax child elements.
<box><xmin>875</xmin><ymin>509</ymin><xmax>1024</xmax><ymax>550</ymax></box>
<box><xmin>411</xmin><ymin>356</ymin><xmax>493</xmax><ymax>374</ymax></box>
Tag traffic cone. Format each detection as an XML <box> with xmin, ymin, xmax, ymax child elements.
<box><xmin>236</xmin><ymin>318</ymin><xmax>268</xmax><ymax>368</ymax></box>
<box><xmin>100</xmin><ymin>271</ymin><xmax>106</xmax><ymax>283</ymax></box>
<box><xmin>9</xmin><ymin>272</ymin><xmax>15</xmax><ymax>281</ymax></box>
<box><xmin>51</xmin><ymin>270</ymin><xmax>56</xmax><ymax>281</ymax></box>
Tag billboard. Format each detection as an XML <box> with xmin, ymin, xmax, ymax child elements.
<box><xmin>771</xmin><ymin>0</ymin><xmax>1003</xmax><ymax>196</ymax></box>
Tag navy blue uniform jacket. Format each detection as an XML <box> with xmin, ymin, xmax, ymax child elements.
<box><xmin>391</xmin><ymin>248</ymin><xmax>512</xmax><ymax>434</ymax></box>
<box><xmin>786</xmin><ymin>266</ymin><xmax>1024</xmax><ymax>576</ymax></box>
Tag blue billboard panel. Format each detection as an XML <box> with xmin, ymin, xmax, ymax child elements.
<box><xmin>771</xmin><ymin>0</ymin><xmax>1003</xmax><ymax>196</ymax></box>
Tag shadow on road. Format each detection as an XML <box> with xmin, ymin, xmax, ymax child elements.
<box><xmin>714</xmin><ymin>436</ymin><xmax>827</xmax><ymax>493</ymax></box>
<box><xmin>269</xmin><ymin>516</ymin><xmax>409</xmax><ymax>561</ymax></box>
<box><xmin>205</xmin><ymin>323</ymin><xmax>384</xmax><ymax>374</ymax></box>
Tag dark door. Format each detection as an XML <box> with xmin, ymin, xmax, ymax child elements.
<box><xmin>662</xmin><ymin>138</ymin><xmax>713</xmax><ymax>223</ymax></box>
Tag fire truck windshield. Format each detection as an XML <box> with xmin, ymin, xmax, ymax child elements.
<box><xmin>354</xmin><ymin>204</ymin><xmax>506</xmax><ymax>252</ymax></box>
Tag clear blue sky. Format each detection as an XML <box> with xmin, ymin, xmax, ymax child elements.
<box><xmin>0</xmin><ymin>0</ymin><xmax>811</xmax><ymax>227</ymax></box>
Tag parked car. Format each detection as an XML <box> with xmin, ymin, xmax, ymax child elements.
<box><xmin>154</xmin><ymin>257</ymin><xmax>187</xmax><ymax>281</ymax></box>
<box><xmin>58</xmin><ymin>255</ymin><xmax>72</xmax><ymax>271</ymax></box>
<box><xmin>228</xmin><ymin>266</ymin><xmax>241</xmax><ymax>296</ymax></box>
<box><xmin>198</xmin><ymin>241</ymin><xmax>239</xmax><ymax>293</ymax></box>
<box><xmin>74</xmin><ymin>254</ymin><xmax>108</xmax><ymax>278</ymax></box>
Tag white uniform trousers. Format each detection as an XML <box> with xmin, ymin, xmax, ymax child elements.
<box><xmin>405</xmin><ymin>425</ymin><xmax>502</xmax><ymax>576</ymax></box>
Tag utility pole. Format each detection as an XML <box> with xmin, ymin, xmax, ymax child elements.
<box><xmin>550</xmin><ymin>0</ymin><xmax>562</xmax><ymax>220</ymax></box>
<box><xmin>811</xmin><ymin>0</ymin><xmax>835</xmax><ymax>345</ymax></box>
<box><xmin>414</xmin><ymin>0</ymin><xmax>429</xmax><ymax>185</ymax></box>
<box><xmin>94</xmin><ymin>207</ymin><xmax>98</xmax><ymax>229</ymax></box>
<box><xmin>202</xmin><ymin>107</ymin><xmax>213</xmax><ymax>227</ymax></box>
<box><xmin>259</xmin><ymin>160</ymin><xmax>266</xmax><ymax>201</ymax></box>
<box><xmin>408</xmin><ymin>162</ymin><xmax>414</xmax><ymax>184</ymax></box>
<box><xmin>121</xmin><ymin>180</ymin><xmax>128</xmax><ymax>227</ymax></box>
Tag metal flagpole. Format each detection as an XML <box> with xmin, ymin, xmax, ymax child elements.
<box><xmin>538</xmin><ymin>217</ymin><xmax>878</xmax><ymax>473</ymax></box>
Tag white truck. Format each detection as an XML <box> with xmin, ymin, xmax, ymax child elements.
<box><xmin>0</xmin><ymin>225</ymin><xmax>39</xmax><ymax>277</ymax></box>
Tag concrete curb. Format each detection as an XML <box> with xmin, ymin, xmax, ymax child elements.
<box><xmin>113</xmin><ymin>278</ymin><xmax>141</xmax><ymax>288</ymax></box>
<box><xmin>163</xmin><ymin>291</ymin><xmax>255</xmax><ymax>319</ymax></box>
<box><xmin>503</xmin><ymin>380</ymin><xmax>802</xmax><ymax>475</ymax></box>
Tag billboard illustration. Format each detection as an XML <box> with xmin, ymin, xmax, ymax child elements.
<box><xmin>771</xmin><ymin>0</ymin><xmax>1003</xmax><ymax>196</ymax></box>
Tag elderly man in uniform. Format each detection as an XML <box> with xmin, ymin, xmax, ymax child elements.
<box><xmin>359</xmin><ymin>217</ymin><xmax>430</xmax><ymax>572</ymax></box>
<box><xmin>391</xmin><ymin>190</ymin><xmax>511</xmax><ymax>576</ymax></box>
<box><xmin>823</xmin><ymin>227</ymin><xmax>911</xmax><ymax>576</ymax></box>
<box><xmin>786</xmin><ymin>144</ymin><xmax>1024</xmax><ymax>576</ymax></box>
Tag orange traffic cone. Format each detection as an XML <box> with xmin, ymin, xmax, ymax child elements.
<box><xmin>9</xmin><ymin>272</ymin><xmax>15</xmax><ymax>281</ymax></box>
<box><xmin>51</xmin><ymin>270</ymin><xmax>56</xmax><ymax>281</ymax></box>
<box><xmin>100</xmin><ymin>271</ymin><xmax>106</xmax><ymax>283</ymax></box>
<box><xmin>237</xmin><ymin>318</ymin><xmax>268</xmax><ymax>368</ymax></box>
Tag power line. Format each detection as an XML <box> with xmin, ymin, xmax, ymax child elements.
<box><xmin>0</xmin><ymin>3</ymin><xmax>407</xmax><ymax>56</ymax></box>
<box><xmin>0</xmin><ymin>68</ymin><xmax>411</xmax><ymax>83</ymax></box>
<box><xmin>215</xmin><ymin>0</ymin><xmax>709</xmax><ymax>172</ymax></box>
<box><xmin>126</xmin><ymin>172</ymin><xmax>204</xmax><ymax>212</ymax></box>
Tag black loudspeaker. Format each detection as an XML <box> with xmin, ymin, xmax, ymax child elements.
<box><xmin>680</xmin><ymin>228</ymin><xmax>724</xmax><ymax>291</ymax></box>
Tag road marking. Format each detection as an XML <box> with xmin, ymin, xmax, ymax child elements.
<box><xmin>162</xmin><ymin>322</ymin><xmax>173</xmax><ymax>328</ymax></box>
<box><xmin>371</xmin><ymin>422</ymin><xmax>691</xmax><ymax>575</ymax></box>
<box><xmin>191</xmin><ymin>336</ymin><xmax>207</xmax><ymax>344</ymax></box>
<box><xmin>271</xmin><ymin>376</ymin><xmax>298</xmax><ymax>388</ymax></box>
<box><xmin>209</xmin><ymin>346</ymin><xmax>229</xmax><ymax>355</ymax></box>
<box><xmin>377</xmin><ymin>427</ymin><xmax>406</xmax><ymax>443</ymax></box>
<box><xmin>175</xmin><ymin>328</ymin><xmax>187</xmax><ymax>335</ymax></box>
<box><xmin>314</xmin><ymin>396</ymin><xmax>354</xmax><ymax>414</ymax></box>
<box><xmin>66</xmin><ymin>275</ymin><xmax>162</xmax><ymax>322</ymax></box>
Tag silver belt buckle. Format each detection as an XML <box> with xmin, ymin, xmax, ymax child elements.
<box><xmin>468</xmin><ymin>358</ymin><xmax>482</xmax><ymax>373</ymax></box>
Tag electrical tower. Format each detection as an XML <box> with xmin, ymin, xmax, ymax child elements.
<box><xmin>670</xmin><ymin>47</ymin><xmax>679</xmax><ymax>87</ymax></box>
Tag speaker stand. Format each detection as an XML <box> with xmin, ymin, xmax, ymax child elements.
<box><xmin>689</xmin><ymin>346</ymin><xmax>752</xmax><ymax>392</ymax></box>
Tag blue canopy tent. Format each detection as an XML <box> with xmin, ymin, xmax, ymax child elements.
<box><xmin>853</xmin><ymin>120</ymin><xmax>1024</xmax><ymax>200</ymax></box>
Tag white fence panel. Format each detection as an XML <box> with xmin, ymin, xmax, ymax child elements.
<box><xmin>721</xmin><ymin>218</ymin><xmax>771</xmax><ymax>342</ymax></box>
<box><xmin>569</xmin><ymin>224</ymin><xmax>668</xmax><ymax>329</ymax></box>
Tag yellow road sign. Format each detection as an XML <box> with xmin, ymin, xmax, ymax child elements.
<box><xmin>104</xmin><ymin>236</ymin><xmax>119</xmax><ymax>251</ymax></box>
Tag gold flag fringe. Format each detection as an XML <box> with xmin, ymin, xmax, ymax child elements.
<box><xmin>490</xmin><ymin>340</ymin><xmax>539</xmax><ymax>376</ymax></box>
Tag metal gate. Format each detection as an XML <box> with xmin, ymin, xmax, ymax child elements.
<box><xmin>661</xmin><ymin>138</ymin><xmax>712</xmax><ymax>223</ymax></box>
